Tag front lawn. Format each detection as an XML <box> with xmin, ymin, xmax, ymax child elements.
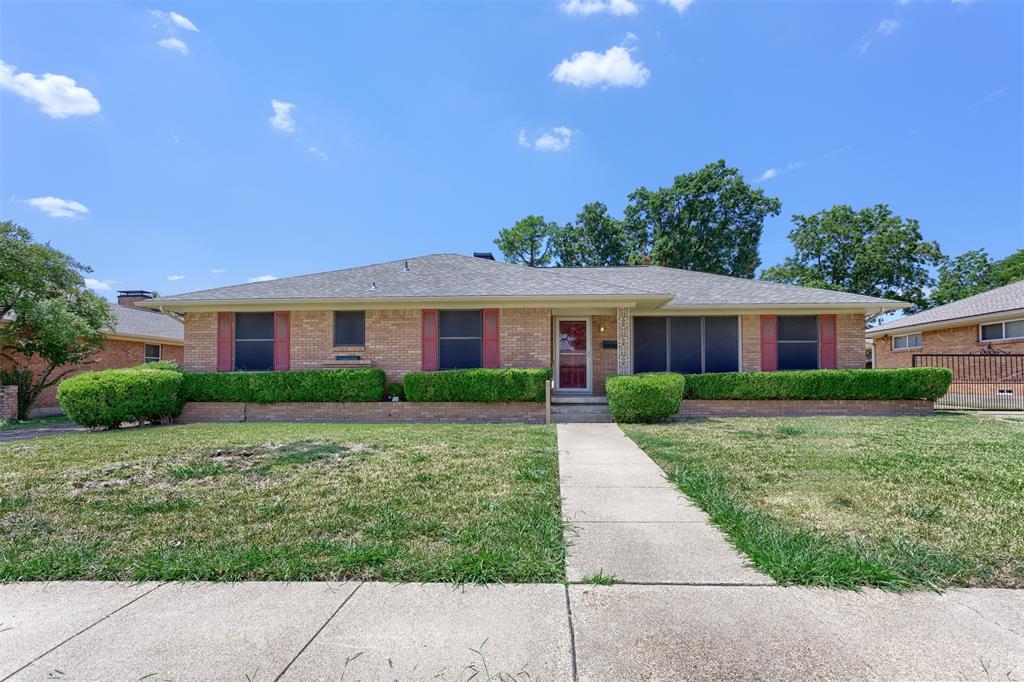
<box><xmin>0</xmin><ymin>423</ymin><xmax>564</xmax><ymax>583</ymax></box>
<box><xmin>625</xmin><ymin>415</ymin><xmax>1024</xmax><ymax>590</ymax></box>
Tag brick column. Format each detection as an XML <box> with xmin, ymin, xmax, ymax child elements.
<box><xmin>616</xmin><ymin>307</ymin><xmax>632</xmax><ymax>375</ymax></box>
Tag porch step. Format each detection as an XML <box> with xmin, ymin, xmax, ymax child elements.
<box><xmin>550</xmin><ymin>397</ymin><xmax>614</xmax><ymax>423</ymax></box>
<box><xmin>550</xmin><ymin>395</ymin><xmax>609</xmax><ymax>405</ymax></box>
<box><xmin>552</xmin><ymin>412</ymin><xmax>614</xmax><ymax>424</ymax></box>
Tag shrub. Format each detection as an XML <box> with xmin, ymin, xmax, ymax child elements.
<box><xmin>386</xmin><ymin>382</ymin><xmax>405</xmax><ymax>401</ymax></box>
<box><xmin>682</xmin><ymin>368</ymin><xmax>952</xmax><ymax>401</ymax></box>
<box><xmin>58</xmin><ymin>368</ymin><xmax>184</xmax><ymax>428</ymax></box>
<box><xmin>135</xmin><ymin>360</ymin><xmax>183</xmax><ymax>373</ymax></box>
<box><xmin>181</xmin><ymin>368</ymin><xmax>386</xmax><ymax>404</ymax></box>
<box><xmin>606</xmin><ymin>373</ymin><xmax>685</xmax><ymax>423</ymax></box>
<box><xmin>404</xmin><ymin>368</ymin><xmax>551</xmax><ymax>403</ymax></box>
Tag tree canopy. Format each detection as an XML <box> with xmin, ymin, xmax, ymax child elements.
<box><xmin>551</xmin><ymin>202</ymin><xmax>631</xmax><ymax>267</ymax></box>
<box><xmin>0</xmin><ymin>221</ymin><xmax>114</xmax><ymax>419</ymax></box>
<box><xmin>493</xmin><ymin>215</ymin><xmax>557</xmax><ymax>267</ymax></box>
<box><xmin>761</xmin><ymin>204</ymin><xmax>943</xmax><ymax>310</ymax></box>
<box><xmin>928</xmin><ymin>246</ymin><xmax>1024</xmax><ymax>308</ymax></box>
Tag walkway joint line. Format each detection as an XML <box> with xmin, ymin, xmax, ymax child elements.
<box><xmin>563</xmin><ymin>584</ymin><xmax>579</xmax><ymax>682</ymax></box>
<box><xmin>273</xmin><ymin>581</ymin><xmax>364</xmax><ymax>682</ymax></box>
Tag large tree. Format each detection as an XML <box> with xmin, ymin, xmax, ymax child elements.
<box><xmin>623</xmin><ymin>160</ymin><xmax>781</xmax><ymax>277</ymax></box>
<box><xmin>761</xmin><ymin>204</ymin><xmax>943</xmax><ymax>310</ymax></box>
<box><xmin>493</xmin><ymin>215</ymin><xmax>557</xmax><ymax>267</ymax></box>
<box><xmin>991</xmin><ymin>247</ymin><xmax>1024</xmax><ymax>287</ymax></box>
<box><xmin>552</xmin><ymin>202</ymin><xmax>631</xmax><ymax>267</ymax></box>
<box><xmin>0</xmin><ymin>222</ymin><xmax>114</xmax><ymax>420</ymax></box>
<box><xmin>930</xmin><ymin>249</ymin><xmax>995</xmax><ymax>308</ymax></box>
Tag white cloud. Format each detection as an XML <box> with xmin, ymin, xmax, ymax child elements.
<box><xmin>167</xmin><ymin>274</ymin><xmax>185</xmax><ymax>281</ymax></box>
<box><xmin>551</xmin><ymin>46</ymin><xmax>650</xmax><ymax>88</ymax></box>
<box><xmin>150</xmin><ymin>9</ymin><xmax>199</xmax><ymax>32</ymax></box>
<box><xmin>519</xmin><ymin>126</ymin><xmax>573</xmax><ymax>152</ymax></box>
<box><xmin>269</xmin><ymin>99</ymin><xmax>296</xmax><ymax>132</ymax></box>
<box><xmin>859</xmin><ymin>19</ymin><xmax>900</xmax><ymax>54</ymax></box>
<box><xmin>27</xmin><ymin>196</ymin><xmax>90</xmax><ymax>218</ymax></box>
<box><xmin>248</xmin><ymin>274</ymin><xmax>277</xmax><ymax>283</ymax></box>
<box><xmin>756</xmin><ymin>168</ymin><xmax>778</xmax><ymax>182</ymax></box>
<box><xmin>0</xmin><ymin>60</ymin><xmax>101</xmax><ymax>119</ymax></box>
<box><xmin>210</xmin><ymin>268</ymin><xmax>226</xmax><ymax>274</ymax></box>
<box><xmin>308</xmin><ymin>146</ymin><xmax>328</xmax><ymax>159</ymax></box>
<box><xmin>157</xmin><ymin>37</ymin><xmax>189</xmax><ymax>55</ymax></box>
<box><xmin>85</xmin><ymin>278</ymin><xmax>111</xmax><ymax>291</ymax></box>
<box><xmin>623</xmin><ymin>31</ymin><xmax>638</xmax><ymax>43</ymax></box>
<box><xmin>561</xmin><ymin>0</ymin><xmax>638</xmax><ymax>16</ymax></box>
<box><xmin>658</xmin><ymin>0</ymin><xmax>694</xmax><ymax>13</ymax></box>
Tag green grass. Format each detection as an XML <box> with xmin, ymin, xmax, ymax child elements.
<box><xmin>624</xmin><ymin>414</ymin><xmax>1024</xmax><ymax>590</ymax></box>
<box><xmin>0</xmin><ymin>423</ymin><xmax>565</xmax><ymax>583</ymax></box>
<box><xmin>0</xmin><ymin>415</ymin><xmax>70</xmax><ymax>431</ymax></box>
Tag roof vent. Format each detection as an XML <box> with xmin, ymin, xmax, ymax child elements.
<box><xmin>370</xmin><ymin>281</ymin><xmax>378</xmax><ymax>291</ymax></box>
<box><xmin>473</xmin><ymin>252</ymin><xmax>495</xmax><ymax>260</ymax></box>
<box><xmin>116</xmin><ymin>290</ymin><xmax>156</xmax><ymax>309</ymax></box>
<box><xmin>403</xmin><ymin>260</ymin><xmax>410</xmax><ymax>272</ymax></box>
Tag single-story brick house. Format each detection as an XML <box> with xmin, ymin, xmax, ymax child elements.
<box><xmin>3</xmin><ymin>291</ymin><xmax>184</xmax><ymax>416</ymax></box>
<box><xmin>868</xmin><ymin>279</ymin><xmax>1024</xmax><ymax>368</ymax></box>
<box><xmin>140</xmin><ymin>254</ymin><xmax>904</xmax><ymax>396</ymax></box>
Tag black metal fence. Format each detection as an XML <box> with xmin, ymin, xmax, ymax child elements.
<box><xmin>913</xmin><ymin>352</ymin><xmax>1024</xmax><ymax>411</ymax></box>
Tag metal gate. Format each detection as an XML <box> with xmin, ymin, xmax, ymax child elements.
<box><xmin>913</xmin><ymin>349</ymin><xmax>1024</xmax><ymax>411</ymax></box>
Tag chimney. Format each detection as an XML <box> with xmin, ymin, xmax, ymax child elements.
<box><xmin>117</xmin><ymin>290</ymin><xmax>156</xmax><ymax>309</ymax></box>
<box><xmin>473</xmin><ymin>252</ymin><xmax>495</xmax><ymax>260</ymax></box>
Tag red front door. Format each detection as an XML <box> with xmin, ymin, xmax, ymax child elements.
<box><xmin>558</xmin><ymin>320</ymin><xmax>588</xmax><ymax>390</ymax></box>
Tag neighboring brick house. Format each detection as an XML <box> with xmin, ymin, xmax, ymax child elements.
<box><xmin>868</xmin><ymin>280</ymin><xmax>1024</xmax><ymax>369</ymax></box>
<box><xmin>2</xmin><ymin>291</ymin><xmax>184</xmax><ymax>416</ymax></box>
<box><xmin>140</xmin><ymin>254</ymin><xmax>903</xmax><ymax>397</ymax></box>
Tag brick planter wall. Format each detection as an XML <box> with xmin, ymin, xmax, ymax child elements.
<box><xmin>0</xmin><ymin>385</ymin><xmax>17</xmax><ymax>421</ymax></box>
<box><xmin>177</xmin><ymin>401</ymin><xmax>546</xmax><ymax>424</ymax></box>
<box><xmin>675</xmin><ymin>399</ymin><xmax>934</xmax><ymax>418</ymax></box>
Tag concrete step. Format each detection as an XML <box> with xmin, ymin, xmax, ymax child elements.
<box><xmin>550</xmin><ymin>395</ymin><xmax>609</xmax><ymax>405</ymax></box>
<box><xmin>551</xmin><ymin>405</ymin><xmax>613</xmax><ymax>416</ymax></box>
<box><xmin>553</xmin><ymin>413</ymin><xmax>615</xmax><ymax>423</ymax></box>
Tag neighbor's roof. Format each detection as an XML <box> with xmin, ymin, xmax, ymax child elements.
<box><xmin>109</xmin><ymin>303</ymin><xmax>184</xmax><ymax>343</ymax></box>
<box><xmin>868</xmin><ymin>279</ymin><xmax>1024</xmax><ymax>336</ymax></box>
<box><xmin>145</xmin><ymin>253</ymin><xmax>907</xmax><ymax>311</ymax></box>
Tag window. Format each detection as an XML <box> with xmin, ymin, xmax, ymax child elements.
<box><xmin>981</xmin><ymin>318</ymin><xmax>1024</xmax><ymax>342</ymax></box>
<box><xmin>439</xmin><ymin>310</ymin><xmax>482</xmax><ymax>369</ymax></box>
<box><xmin>143</xmin><ymin>344</ymin><xmax>161</xmax><ymax>363</ymax></box>
<box><xmin>234</xmin><ymin>312</ymin><xmax>275</xmax><ymax>371</ymax></box>
<box><xmin>633</xmin><ymin>316</ymin><xmax>739</xmax><ymax>374</ymax></box>
<box><xmin>892</xmin><ymin>333</ymin><xmax>922</xmax><ymax>350</ymax></box>
<box><xmin>334</xmin><ymin>311</ymin><xmax>365</xmax><ymax>346</ymax></box>
<box><xmin>776</xmin><ymin>315</ymin><xmax>818</xmax><ymax>370</ymax></box>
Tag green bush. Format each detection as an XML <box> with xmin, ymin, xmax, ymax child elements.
<box><xmin>404</xmin><ymin>368</ymin><xmax>551</xmax><ymax>403</ymax></box>
<box><xmin>606</xmin><ymin>373</ymin><xmax>685</xmax><ymax>423</ymax></box>
<box><xmin>58</xmin><ymin>368</ymin><xmax>184</xmax><ymax>428</ymax></box>
<box><xmin>181</xmin><ymin>368</ymin><xmax>386</xmax><ymax>404</ymax></box>
<box><xmin>386</xmin><ymin>382</ymin><xmax>405</xmax><ymax>401</ymax></box>
<box><xmin>683</xmin><ymin>368</ymin><xmax>952</xmax><ymax>401</ymax></box>
<box><xmin>135</xmin><ymin>360</ymin><xmax>183</xmax><ymax>373</ymax></box>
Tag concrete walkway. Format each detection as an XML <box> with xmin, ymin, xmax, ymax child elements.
<box><xmin>558</xmin><ymin>422</ymin><xmax>772</xmax><ymax>585</ymax></box>
<box><xmin>1</xmin><ymin>581</ymin><xmax>1021</xmax><ymax>680</ymax></box>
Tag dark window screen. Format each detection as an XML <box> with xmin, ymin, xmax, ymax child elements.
<box><xmin>235</xmin><ymin>312</ymin><xmax>274</xmax><ymax>371</ymax></box>
<box><xmin>669</xmin><ymin>317</ymin><xmax>702</xmax><ymax>374</ymax></box>
<box><xmin>439</xmin><ymin>310</ymin><xmax>482</xmax><ymax>370</ymax></box>
<box><xmin>777</xmin><ymin>315</ymin><xmax>818</xmax><ymax>370</ymax></box>
<box><xmin>334</xmin><ymin>311</ymin><xmax>365</xmax><ymax>346</ymax></box>
<box><xmin>778</xmin><ymin>343</ymin><xmax>818</xmax><ymax>370</ymax></box>
<box><xmin>778</xmin><ymin>315</ymin><xmax>818</xmax><ymax>341</ymax></box>
<box><xmin>703</xmin><ymin>317</ymin><xmax>739</xmax><ymax>373</ymax></box>
<box><xmin>634</xmin><ymin>317</ymin><xmax>667</xmax><ymax>373</ymax></box>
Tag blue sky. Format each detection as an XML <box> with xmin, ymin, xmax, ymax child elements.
<box><xmin>2</xmin><ymin>0</ymin><xmax>1021</xmax><ymax>299</ymax></box>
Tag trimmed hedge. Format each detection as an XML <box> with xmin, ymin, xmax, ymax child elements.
<box><xmin>386</xmin><ymin>382</ymin><xmax>405</xmax><ymax>401</ymax></box>
<box><xmin>58</xmin><ymin>368</ymin><xmax>184</xmax><ymax>428</ymax></box>
<box><xmin>404</xmin><ymin>368</ymin><xmax>551</xmax><ymax>403</ymax></box>
<box><xmin>606</xmin><ymin>373</ymin><xmax>685</xmax><ymax>423</ymax></box>
<box><xmin>181</xmin><ymin>368</ymin><xmax>386</xmax><ymax>404</ymax></box>
<box><xmin>682</xmin><ymin>368</ymin><xmax>952</xmax><ymax>401</ymax></box>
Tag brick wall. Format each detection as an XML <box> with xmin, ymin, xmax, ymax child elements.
<box><xmin>739</xmin><ymin>314</ymin><xmax>864</xmax><ymax>371</ymax></box>
<box><xmin>500</xmin><ymin>308</ymin><xmax>552</xmax><ymax>369</ymax></box>
<box><xmin>873</xmin><ymin>322</ymin><xmax>1024</xmax><ymax>369</ymax></box>
<box><xmin>178</xmin><ymin>400</ymin><xmax>546</xmax><ymax>424</ymax></box>
<box><xmin>676</xmin><ymin>399</ymin><xmax>933</xmax><ymax>418</ymax></box>
<box><xmin>0</xmin><ymin>385</ymin><xmax>17</xmax><ymax>420</ymax></box>
<box><xmin>741</xmin><ymin>315</ymin><xmax>760</xmax><ymax>371</ymax></box>
<box><xmin>2</xmin><ymin>338</ymin><xmax>186</xmax><ymax>411</ymax></box>
<box><xmin>592</xmin><ymin>315</ymin><xmax>617</xmax><ymax>395</ymax></box>
<box><xmin>184</xmin><ymin>312</ymin><xmax>218</xmax><ymax>371</ymax></box>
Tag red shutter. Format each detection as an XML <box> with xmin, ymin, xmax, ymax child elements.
<box><xmin>819</xmin><ymin>314</ymin><xmax>837</xmax><ymax>369</ymax></box>
<box><xmin>274</xmin><ymin>311</ymin><xmax>291</xmax><ymax>371</ymax></box>
<box><xmin>760</xmin><ymin>315</ymin><xmax>778</xmax><ymax>372</ymax></box>
<box><xmin>216</xmin><ymin>312</ymin><xmax>233</xmax><ymax>372</ymax></box>
<box><xmin>421</xmin><ymin>309</ymin><xmax>439</xmax><ymax>371</ymax></box>
<box><xmin>482</xmin><ymin>309</ymin><xmax>500</xmax><ymax>368</ymax></box>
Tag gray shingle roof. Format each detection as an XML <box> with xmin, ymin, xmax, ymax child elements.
<box><xmin>149</xmin><ymin>253</ymin><xmax>906</xmax><ymax>310</ymax></box>
<box><xmin>150</xmin><ymin>254</ymin><xmax>666</xmax><ymax>302</ymax></box>
<box><xmin>869</xmin><ymin>279</ymin><xmax>1024</xmax><ymax>334</ymax></box>
<box><xmin>559</xmin><ymin>266</ymin><xmax>902</xmax><ymax>308</ymax></box>
<box><xmin>110</xmin><ymin>303</ymin><xmax>183</xmax><ymax>342</ymax></box>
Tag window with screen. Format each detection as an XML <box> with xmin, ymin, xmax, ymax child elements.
<box><xmin>777</xmin><ymin>315</ymin><xmax>818</xmax><ymax>370</ymax></box>
<box><xmin>234</xmin><ymin>312</ymin><xmax>275</xmax><ymax>371</ymax></box>
<box><xmin>143</xmin><ymin>344</ymin><xmax>161</xmax><ymax>363</ymax></box>
<box><xmin>334</xmin><ymin>311</ymin><xmax>365</xmax><ymax>346</ymax></box>
<box><xmin>981</xmin><ymin>318</ymin><xmax>1024</xmax><ymax>342</ymax></box>
<box><xmin>892</xmin><ymin>333</ymin><xmax>922</xmax><ymax>350</ymax></box>
<box><xmin>633</xmin><ymin>316</ymin><xmax>739</xmax><ymax>374</ymax></box>
<box><xmin>439</xmin><ymin>310</ymin><xmax>482</xmax><ymax>369</ymax></box>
